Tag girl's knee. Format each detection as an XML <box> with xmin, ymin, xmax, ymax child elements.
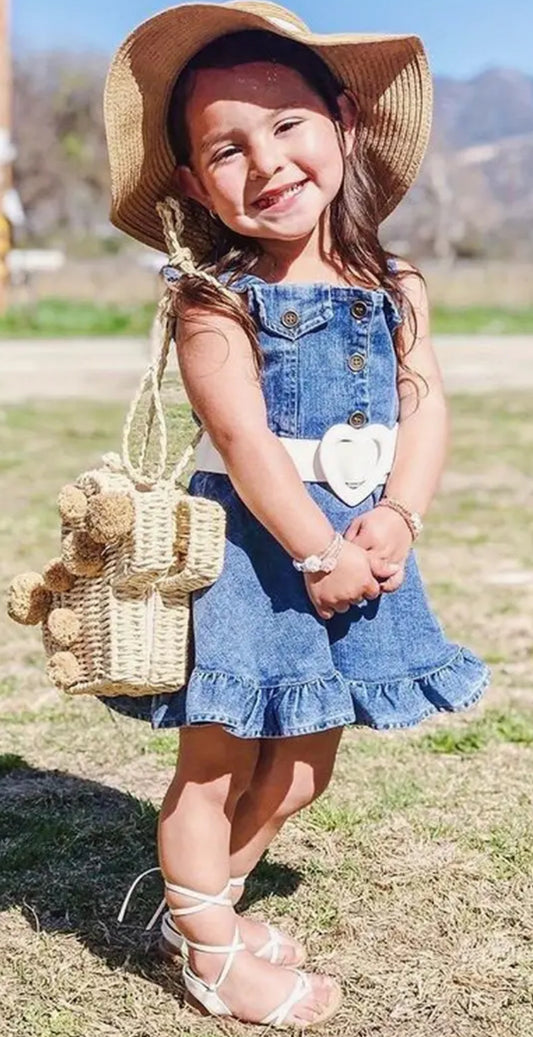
<box><xmin>249</xmin><ymin>730</ymin><xmax>341</xmax><ymax>819</ymax></box>
<box><xmin>174</xmin><ymin>725</ymin><xmax>259</xmax><ymax>803</ymax></box>
<box><xmin>254</xmin><ymin>763</ymin><xmax>333</xmax><ymax>820</ymax></box>
<box><xmin>284</xmin><ymin>768</ymin><xmax>332</xmax><ymax>816</ymax></box>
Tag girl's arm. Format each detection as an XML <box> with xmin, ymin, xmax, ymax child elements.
<box><xmin>345</xmin><ymin>265</ymin><xmax>449</xmax><ymax>570</ymax></box>
<box><xmin>383</xmin><ymin>263</ymin><xmax>449</xmax><ymax>514</ymax></box>
<box><xmin>176</xmin><ymin>307</ymin><xmax>337</xmax><ymax>559</ymax></box>
<box><xmin>176</xmin><ymin>306</ymin><xmax>397</xmax><ymax>617</ymax></box>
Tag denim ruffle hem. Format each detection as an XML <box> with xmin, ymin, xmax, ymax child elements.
<box><xmin>105</xmin><ymin>645</ymin><xmax>489</xmax><ymax>738</ymax></box>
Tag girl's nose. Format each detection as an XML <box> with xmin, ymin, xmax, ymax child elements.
<box><xmin>248</xmin><ymin>140</ymin><xmax>282</xmax><ymax>181</ymax></box>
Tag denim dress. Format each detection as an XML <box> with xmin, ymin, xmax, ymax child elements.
<box><xmin>103</xmin><ymin>271</ymin><xmax>489</xmax><ymax>737</ymax></box>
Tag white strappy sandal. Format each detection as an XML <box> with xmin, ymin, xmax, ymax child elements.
<box><xmin>159</xmin><ymin>880</ymin><xmax>341</xmax><ymax>1028</ymax></box>
<box><xmin>119</xmin><ymin>867</ymin><xmax>307</xmax><ymax>968</ymax></box>
<box><xmin>118</xmin><ymin>871</ymin><xmax>341</xmax><ymax>1029</ymax></box>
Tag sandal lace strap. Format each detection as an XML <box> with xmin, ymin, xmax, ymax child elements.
<box><xmin>117</xmin><ymin>866</ymin><xmax>161</xmax><ymax>925</ymax></box>
<box><xmin>261</xmin><ymin>969</ymin><xmax>312</xmax><ymax>1027</ymax></box>
<box><xmin>165</xmin><ymin>880</ymin><xmax>232</xmax><ymax>918</ymax></box>
<box><xmin>229</xmin><ymin>873</ymin><xmax>248</xmax><ymax>888</ymax></box>
<box><xmin>255</xmin><ymin>923</ymin><xmax>281</xmax><ymax>963</ymax></box>
<box><xmin>185</xmin><ymin>934</ymin><xmax>246</xmax><ymax>955</ymax></box>
<box><xmin>117</xmin><ymin>866</ymin><xmax>232</xmax><ymax>932</ymax></box>
<box><xmin>183</xmin><ymin>926</ymin><xmax>245</xmax><ymax>992</ymax></box>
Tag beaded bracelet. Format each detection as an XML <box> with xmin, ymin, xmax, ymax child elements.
<box><xmin>376</xmin><ymin>497</ymin><xmax>423</xmax><ymax>540</ymax></box>
<box><xmin>292</xmin><ymin>531</ymin><xmax>343</xmax><ymax>574</ymax></box>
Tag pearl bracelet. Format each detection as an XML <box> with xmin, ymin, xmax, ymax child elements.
<box><xmin>292</xmin><ymin>531</ymin><xmax>343</xmax><ymax>574</ymax></box>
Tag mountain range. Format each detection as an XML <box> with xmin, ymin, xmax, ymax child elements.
<box><xmin>385</xmin><ymin>68</ymin><xmax>533</xmax><ymax>258</ymax></box>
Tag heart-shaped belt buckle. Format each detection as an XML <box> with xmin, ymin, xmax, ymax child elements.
<box><xmin>318</xmin><ymin>423</ymin><xmax>397</xmax><ymax>506</ymax></box>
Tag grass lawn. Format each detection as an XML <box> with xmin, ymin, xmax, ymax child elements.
<box><xmin>1</xmin><ymin>393</ymin><xmax>533</xmax><ymax>1036</ymax></box>
<box><xmin>1</xmin><ymin>298</ymin><xmax>533</xmax><ymax>337</ymax></box>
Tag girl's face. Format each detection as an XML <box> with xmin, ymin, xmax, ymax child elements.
<box><xmin>176</xmin><ymin>61</ymin><xmax>355</xmax><ymax>248</ymax></box>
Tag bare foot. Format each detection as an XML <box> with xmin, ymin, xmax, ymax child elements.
<box><xmin>186</xmin><ymin>945</ymin><xmax>341</xmax><ymax>1027</ymax></box>
<box><xmin>221</xmin><ymin>879</ymin><xmax>306</xmax><ymax>965</ymax></box>
<box><xmin>160</xmin><ymin>912</ymin><xmax>305</xmax><ymax>967</ymax></box>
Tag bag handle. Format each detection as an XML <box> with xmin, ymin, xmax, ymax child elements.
<box><xmin>121</xmin><ymin>196</ymin><xmax>238</xmax><ymax>488</ymax></box>
<box><xmin>121</xmin><ymin>297</ymin><xmax>203</xmax><ymax>489</ymax></box>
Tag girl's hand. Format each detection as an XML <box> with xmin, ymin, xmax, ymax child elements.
<box><xmin>304</xmin><ymin>540</ymin><xmax>400</xmax><ymax>620</ymax></box>
<box><xmin>344</xmin><ymin>507</ymin><xmax>413</xmax><ymax>593</ymax></box>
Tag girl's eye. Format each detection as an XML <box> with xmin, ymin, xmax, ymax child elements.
<box><xmin>211</xmin><ymin>146</ymin><xmax>240</xmax><ymax>165</ymax></box>
<box><xmin>276</xmin><ymin>119</ymin><xmax>301</xmax><ymax>134</ymax></box>
<box><xmin>209</xmin><ymin>120</ymin><xmax>301</xmax><ymax>164</ymax></box>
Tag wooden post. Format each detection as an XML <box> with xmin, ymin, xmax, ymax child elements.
<box><xmin>0</xmin><ymin>0</ymin><xmax>12</xmax><ymax>313</ymax></box>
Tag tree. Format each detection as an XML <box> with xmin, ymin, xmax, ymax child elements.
<box><xmin>13</xmin><ymin>51</ymin><xmax>110</xmax><ymax>241</ymax></box>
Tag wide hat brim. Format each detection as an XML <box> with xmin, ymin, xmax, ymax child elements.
<box><xmin>104</xmin><ymin>1</ymin><xmax>433</xmax><ymax>257</ymax></box>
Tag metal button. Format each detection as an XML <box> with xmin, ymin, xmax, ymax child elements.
<box><xmin>348</xmin><ymin>352</ymin><xmax>365</xmax><ymax>373</ymax></box>
<box><xmin>280</xmin><ymin>309</ymin><xmax>300</xmax><ymax>328</ymax></box>
<box><xmin>350</xmin><ymin>301</ymin><xmax>368</xmax><ymax>319</ymax></box>
<box><xmin>348</xmin><ymin>410</ymin><xmax>367</xmax><ymax>428</ymax></box>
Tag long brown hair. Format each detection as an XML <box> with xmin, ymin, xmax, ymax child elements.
<box><xmin>166</xmin><ymin>30</ymin><xmax>422</xmax><ymax>375</ymax></box>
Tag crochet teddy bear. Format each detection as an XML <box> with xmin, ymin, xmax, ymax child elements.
<box><xmin>8</xmin><ymin>481</ymin><xmax>135</xmax><ymax>688</ymax></box>
<box><xmin>8</xmin><ymin>458</ymin><xmax>225</xmax><ymax>696</ymax></box>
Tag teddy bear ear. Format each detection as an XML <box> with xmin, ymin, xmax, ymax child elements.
<box><xmin>57</xmin><ymin>484</ymin><xmax>88</xmax><ymax>527</ymax></box>
<box><xmin>46</xmin><ymin>650</ymin><xmax>81</xmax><ymax>689</ymax></box>
<box><xmin>85</xmin><ymin>492</ymin><xmax>134</xmax><ymax>544</ymax></box>
<box><xmin>7</xmin><ymin>572</ymin><xmax>52</xmax><ymax>625</ymax></box>
<box><xmin>62</xmin><ymin>532</ymin><xmax>104</xmax><ymax>578</ymax></box>
<box><xmin>42</xmin><ymin>558</ymin><xmax>77</xmax><ymax>593</ymax></box>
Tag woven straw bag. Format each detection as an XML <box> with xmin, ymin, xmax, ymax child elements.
<box><xmin>7</xmin><ymin>307</ymin><xmax>226</xmax><ymax>698</ymax></box>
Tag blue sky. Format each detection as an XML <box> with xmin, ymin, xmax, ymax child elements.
<box><xmin>14</xmin><ymin>0</ymin><xmax>533</xmax><ymax>79</ymax></box>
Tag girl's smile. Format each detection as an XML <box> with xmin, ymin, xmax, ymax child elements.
<box><xmin>253</xmin><ymin>177</ymin><xmax>309</xmax><ymax>213</ymax></box>
<box><xmin>177</xmin><ymin>62</ymin><xmax>354</xmax><ymax>255</ymax></box>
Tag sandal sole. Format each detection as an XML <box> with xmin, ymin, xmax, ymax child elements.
<box><xmin>184</xmin><ymin>981</ymin><xmax>343</xmax><ymax>1030</ymax></box>
<box><xmin>184</xmin><ymin>991</ymin><xmax>216</xmax><ymax>1019</ymax></box>
<box><xmin>294</xmin><ymin>980</ymin><xmax>343</xmax><ymax>1031</ymax></box>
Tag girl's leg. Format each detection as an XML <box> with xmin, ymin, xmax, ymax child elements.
<box><xmin>158</xmin><ymin>723</ymin><xmax>259</xmax><ymax>891</ymax></box>
<box><xmin>159</xmin><ymin>723</ymin><xmax>338</xmax><ymax>1025</ymax></box>
<box><xmin>229</xmin><ymin>727</ymin><xmax>344</xmax><ymax>882</ymax></box>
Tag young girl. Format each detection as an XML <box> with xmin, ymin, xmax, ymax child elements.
<box><xmin>105</xmin><ymin>3</ymin><xmax>490</xmax><ymax>1028</ymax></box>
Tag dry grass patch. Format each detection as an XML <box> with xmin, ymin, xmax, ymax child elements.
<box><xmin>1</xmin><ymin>392</ymin><xmax>533</xmax><ymax>1036</ymax></box>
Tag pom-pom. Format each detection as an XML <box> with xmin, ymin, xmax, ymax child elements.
<box><xmin>58</xmin><ymin>484</ymin><xmax>88</xmax><ymax>527</ymax></box>
<box><xmin>85</xmin><ymin>492</ymin><xmax>134</xmax><ymax>543</ymax></box>
<box><xmin>42</xmin><ymin>558</ymin><xmax>77</xmax><ymax>593</ymax></box>
<box><xmin>62</xmin><ymin>532</ymin><xmax>104</xmax><ymax>577</ymax></box>
<box><xmin>47</xmin><ymin>607</ymin><xmax>81</xmax><ymax>648</ymax></box>
<box><xmin>76</xmin><ymin>474</ymin><xmax>101</xmax><ymax>498</ymax></box>
<box><xmin>46</xmin><ymin>650</ymin><xmax>81</xmax><ymax>688</ymax></box>
<box><xmin>7</xmin><ymin>572</ymin><xmax>52</xmax><ymax>625</ymax></box>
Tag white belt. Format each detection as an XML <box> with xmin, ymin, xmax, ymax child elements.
<box><xmin>194</xmin><ymin>422</ymin><xmax>398</xmax><ymax>506</ymax></box>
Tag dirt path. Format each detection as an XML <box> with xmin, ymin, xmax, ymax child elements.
<box><xmin>1</xmin><ymin>334</ymin><xmax>532</xmax><ymax>402</ymax></box>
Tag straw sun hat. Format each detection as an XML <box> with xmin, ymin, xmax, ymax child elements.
<box><xmin>104</xmin><ymin>1</ymin><xmax>433</xmax><ymax>257</ymax></box>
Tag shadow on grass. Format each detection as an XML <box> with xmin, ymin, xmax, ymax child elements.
<box><xmin>0</xmin><ymin>754</ymin><xmax>302</xmax><ymax>995</ymax></box>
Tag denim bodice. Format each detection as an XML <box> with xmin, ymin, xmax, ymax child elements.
<box><xmin>232</xmin><ymin>274</ymin><xmax>403</xmax><ymax>438</ymax></box>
